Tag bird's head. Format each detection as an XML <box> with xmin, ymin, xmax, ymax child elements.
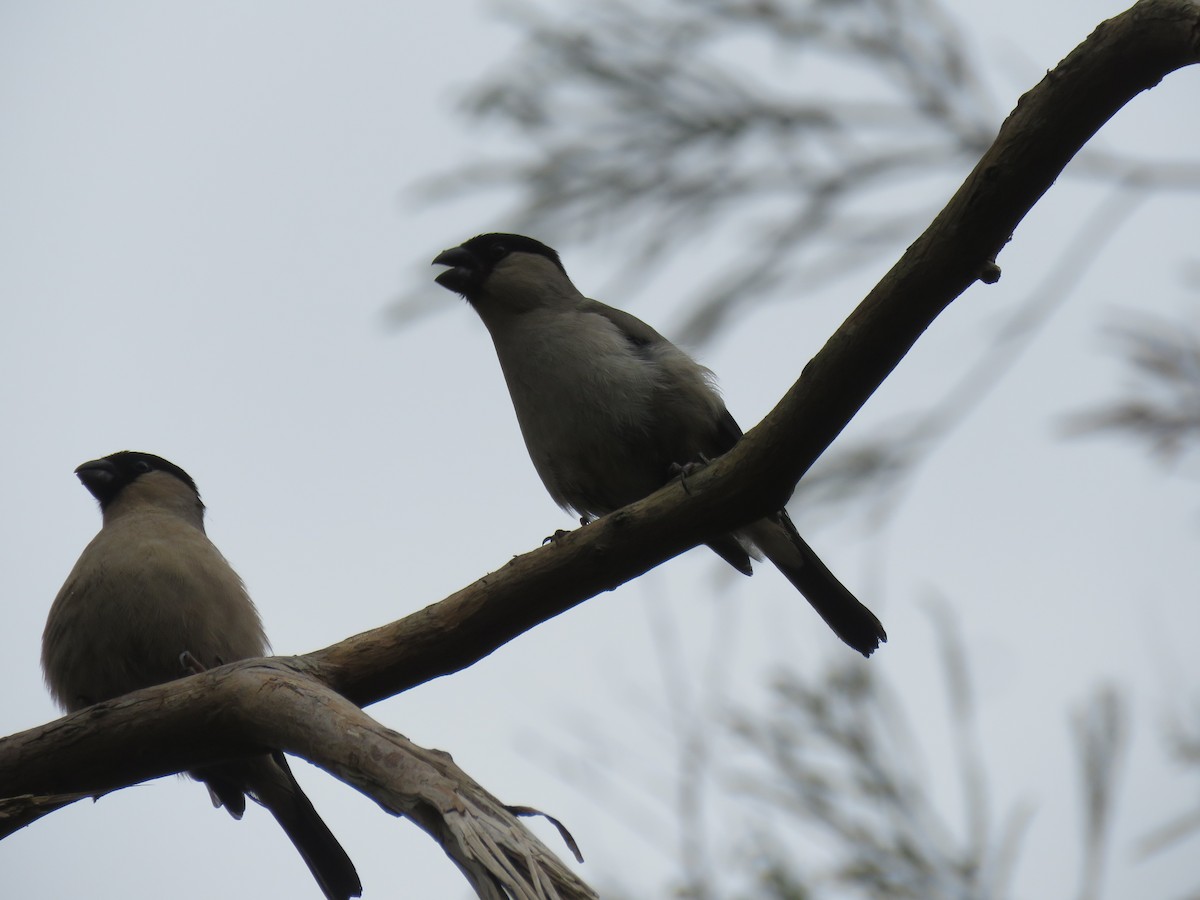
<box><xmin>432</xmin><ymin>233</ymin><xmax>573</xmax><ymax>313</ymax></box>
<box><xmin>76</xmin><ymin>451</ymin><xmax>203</xmax><ymax>521</ymax></box>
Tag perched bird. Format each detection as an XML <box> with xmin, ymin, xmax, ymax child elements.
<box><xmin>433</xmin><ymin>233</ymin><xmax>886</xmax><ymax>656</ymax></box>
<box><xmin>42</xmin><ymin>451</ymin><xmax>362</xmax><ymax>900</ymax></box>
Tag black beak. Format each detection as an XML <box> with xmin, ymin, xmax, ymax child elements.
<box><xmin>75</xmin><ymin>458</ymin><xmax>119</xmax><ymax>503</ymax></box>
<box><xmin>432</xmin><ymin>246</ymin><xmax>481</xmax><ymax>296</ymax></box>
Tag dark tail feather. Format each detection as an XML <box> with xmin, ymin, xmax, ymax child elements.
<box><xmin>706</xmin><ymin>533</ymin><xmax>756</xmax><ymax>576</ymax></box>
<box><xmin>200</xmin><ymin>755</ymin><xmax>362</xmax><ymax>900</ymax></box>
<box><xmin>257</xmin><ymin>754</ymin><xmax>362</xmax><ymax>900</ymax></box>
<box><xmin>744</xmin><ymin>514</ymin><xmax>887</xmax><ymax>657</ymax></box>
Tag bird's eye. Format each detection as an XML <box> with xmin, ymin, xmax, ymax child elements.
<box><xmin>133</xmin><ymin>460</ymin><xmax>152</xmax><ymax>474</ymax></box>
<box><xmin>488</xmin><ymin>243</ymin><xmax>508</xmax><ymax>262</ymax></box>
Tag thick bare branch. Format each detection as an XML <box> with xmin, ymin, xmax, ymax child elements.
<box><xmin>0</xmin><ymin>659</ymin><xmax>596</xmax><ymax>899</ymax></box>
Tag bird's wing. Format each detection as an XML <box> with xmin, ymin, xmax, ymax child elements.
<box><xmin>582</xmin><ymin>298</ymin><xmax>758</xmax><ymax>572</ymax></box>
<box><xmin>579</xmin><ymin>297</ymin><xmax>671</xmax><ymax>349</ymax></box>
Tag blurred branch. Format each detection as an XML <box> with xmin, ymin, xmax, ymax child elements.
<box><xmin>928</xmin><ymin>601</ymin><xmax>990</xmax><ymax>866</ymax></box>
<box><xmin>725</xmin><ymin>611</ymin><xmax>1130</xmax><ymax>899</ymax></box>
<box><xmin>1139</xmin><ymin>701</ymin><xmax>1200</xmax><ymax>869</ymax></box>
<box><xmin>1071</xmin><ymin>687</ymin><xmax>1128</xmax><ymax>900</ymax></box>
<box><xmin>796</xmin><ymin>184</ymin><xmax>1149</xmax><ymax>531</ymax></box>
<box><xmin>642</xmin><ymin>588</ymin><xmax>742</xmax><ymax>898</ymax></box>
<box><xmin>406</xmin><ymin>0</ymin><xmax>1002</xmax><ymax>341</ymax></box>
<box><xmin>401</xmin><ymin>0</ymin><xmax>1200</xmax><ymax>340</ymax></box>
<box><xmin>1064</xmin><ymin>311</ymin><xmax>1200</xmax><ymax>464</ymax></box>
<box><xmin>729</xmin><ymin>605</ymin><xmax>1031</xmax><ymax>898</ymax></box>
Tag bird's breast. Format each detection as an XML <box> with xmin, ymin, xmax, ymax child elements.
<box><xmin>490</xmin><ymin>312</ymin><xmax>684</xmax><ymax>516</ymax></box>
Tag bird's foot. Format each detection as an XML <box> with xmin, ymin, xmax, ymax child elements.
<box><xmin>542</xmin><ymin>514</ymin><xmax>595</xmax><ymax>545</ymax></box>
<box><xmin>179</xmin><ymin>650</ymin><xmax>208</xmax><ymax>676</ymax></box>
<box><xmin>668</xmin><ymin>455</ymin><xmax>712</xmax><ymax>495</ymax></box>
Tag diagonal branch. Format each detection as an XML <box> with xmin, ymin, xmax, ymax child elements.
<box><xmin>308</xmin><ymin>0</ymin><xmax>1200</xmax><ymax>708</ymax></box>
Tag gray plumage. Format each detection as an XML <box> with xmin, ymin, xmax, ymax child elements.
<box><xmin>42</xmin><ymin>451</ymin><xmax>362</xmax><ymax>900</ymax></box>
<box><xmin>434</xmin><ymin>233</ymin><xmax>886</xmax><ymax>656</ymax></box>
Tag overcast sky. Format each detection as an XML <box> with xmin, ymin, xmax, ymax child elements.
<box><xmin>2</xmin><ymin>2</ymin><xmax>1198</xmax><ymax>898</ymax></box>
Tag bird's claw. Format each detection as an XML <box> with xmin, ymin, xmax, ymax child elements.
<box><xmin>668</xmin><ymin>455</ymin><xmax>712</xmax><ymax>495</ymax></box>
<box><xmin>542</xmin><ymin>515</ymin><xmax>595</xmax><ymax>545</ymax></box>
<box><xmin>542</xmin><ymin>528</ymin><xmax>572</xmax><ymax>545</ymax></box>
<box><xmin>179</xmin><ymin>650</ymin><xmax>207</xmax><ymax>676</ymax></box>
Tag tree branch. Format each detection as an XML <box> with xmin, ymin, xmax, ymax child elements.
<box><xmin>309</xmin><ymin>0</ymin><xmax>1200</xmax><ymax>707</ymax></box>
<box><xmin>0</xmin><ymin>659</ymin><xmax>596</xmax><ymax>899</ymax></box>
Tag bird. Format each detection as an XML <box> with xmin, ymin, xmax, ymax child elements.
<box><xmin>42</xmin><ymin>451</ymin><xmax>362</xmax><ymax>900</ymax></box>
<box><xmin>433</xmin><ymin>233</ymin><xmax>886</xmax><ymax>656</ymax></box>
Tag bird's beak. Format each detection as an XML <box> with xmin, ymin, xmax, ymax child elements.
<box><xmin>75</xmin><ymin>458</ymin><xmax>118</xmax><ymax>501</ymax></box>
<box><xmin>432</xmin><ymin>246</ymin><xmax>480</xmax><ymax>296</ymax></box>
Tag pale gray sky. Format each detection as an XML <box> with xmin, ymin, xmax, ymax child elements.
<box><xmin>2</xmin><ymin>2</ymin><xmax>1198</xmax><ymax>898</ymax></box>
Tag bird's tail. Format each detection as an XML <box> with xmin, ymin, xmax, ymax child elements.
<box><xmin>745</xmin><ymin>513</ymin><xmax>887</xmax><ymax>657</ymax></box>
<box><xmin>201</xmin><ymin>755</ymin><xmax>362</xmax><ymax>900</ymax></box>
